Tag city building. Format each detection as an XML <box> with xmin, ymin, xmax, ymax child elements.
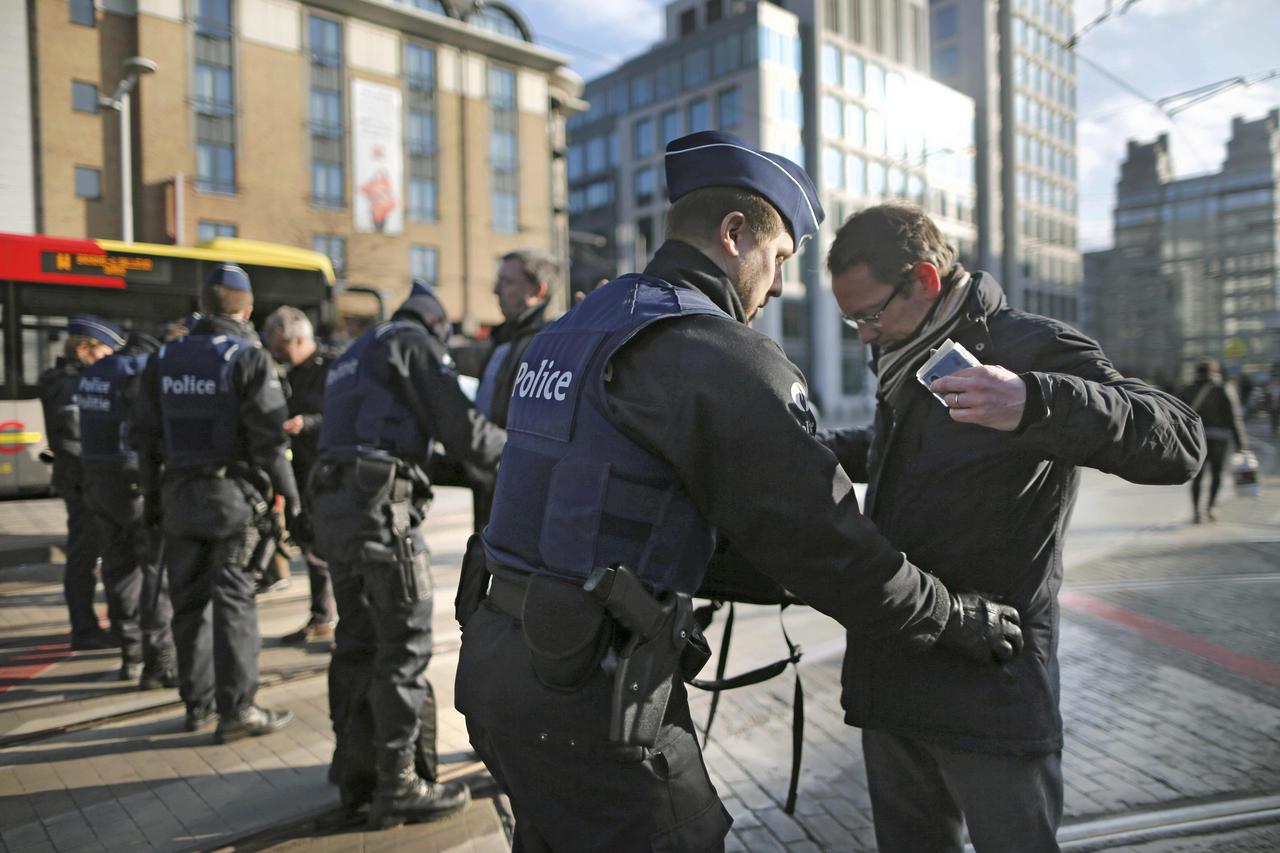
<box><xmin>568</xmin><ymin>0</ymin><xmax>977</xmax><ymax>420</ymax></box>
<box><xmin>6</xmin><ymin>0</ymin><xmax>583</xmax><ymax>328</ymax></box>
<box><xmin>929</xmin><ymin>0</ymin><xmax>1081</xmax><ymax>321</ymax></box>
<box><xmin>1095</xmin><ymin>110</ymin><xmax>1280</xmax><ymax>382</ymax></box>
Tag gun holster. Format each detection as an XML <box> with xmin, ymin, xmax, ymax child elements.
<box><xmin>521</xmin><ymin>576</ymin><xmax>613</xmax><ymax>692</ymax></box>
<box><xmin>454</xmin><ymin>533</ymin><xmax>490</xmax><ymax>629</ymax></box>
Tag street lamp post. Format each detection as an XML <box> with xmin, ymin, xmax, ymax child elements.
<box><xmin>98</xmin><ymin>56</ymin><xmax>157</xmax><ymax>244</ymax></box>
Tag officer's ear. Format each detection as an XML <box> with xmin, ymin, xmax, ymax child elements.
<box><xmin>718</xmin><ymin>211</ymin><xmax>748</xmax><ymax>259</ymax></box>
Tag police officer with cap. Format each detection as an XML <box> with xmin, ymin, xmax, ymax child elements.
<box><xmin>40</xmin><ymin>315</ymin><xmax>126</xmax><ymax>650</ymax></box>
<box><xmin>131</xmin><ymin>263</ymin><xmax>304</xmax><ymax>741</ymax></box>
<box><xmin>79</xmin><ymin>327</ymin><xmax>178</xmax><ymax>687</ymax></box>
<box><xmin>455</xmin><ymin>130</ymin><xmax>1024</xmax><ymax>850</ymax></box>
<box><xmin>311</xmin><ymin>280</ymin><xmax>505</xmax><ymax>829</ymax></box>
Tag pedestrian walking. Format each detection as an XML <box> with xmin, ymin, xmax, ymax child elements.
<box><xmin>310</xmin><ymin>280</ymin><xmax>506</xmax><ymax>829</ymax></box>
<box><xmin>455</xmin><ymin>132</ymin><xmax>1023</xmax><ymax>852</ymax></box>
<box><xmin>263</xmin><ymin>305</ymin><xmax>339</xmax><ymax>643</ymax></box>
<box><xmin>78</xmin><ymin>328</ymin><xmax>178</xmax><ymax>687</ymax></box>
<box><xmin>39</xmin><ymin>315</ymin><xmax>125</xmax><ymax>650</ymax></box>
<box><xmin>131</xmin><ymin>263</ymin><xmax>305</xmax><ymax>741</ymax></box>
<box><xmin>822</xmin><ymin>202</ymin><xmax>1206</xmax><ymax>853</ymax></box>
<box><xmin>1179</xmin><ymin>358</ymin><xmax>1248</xmax><ymax>522</ymax></box>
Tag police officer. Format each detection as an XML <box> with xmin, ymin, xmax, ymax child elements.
<box><xmin>39</xmin><ymin>315</ymin><xmax>125</xmax><ymax>650</ymax></box>
<box><xmin>131</xmin><ymin>264</ymin><xmax>303</xmax><ymax>741</ymax></box>
<box><xmin>310</xmin><ymin>281</ymin><xmax>505</xmax><ymax>829</ymax></box>
<box><xmin>455</xmin><ymin>130</ymin><xmax>1024</xmax><ymax>851</ymax></box>
<box><xmin>78</xmin><ymin>328</ymin><xmax>178</xmax><ymax>687</ymax></box>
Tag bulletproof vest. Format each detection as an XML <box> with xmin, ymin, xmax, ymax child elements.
<box><xmin>156</xmin><ymin>334</ymin><xmax>247</xmax><ymax>469</ymax></box>
<box><xmin>78</xmin><ymin>352</ymin><xmax>148</xmax><ymax>466</ymax></box>
<box><xmin>319</xmin><ymin>320</ymin><xmax>432</xmax><ymax>463</ymax></box>
<box><xmin>483</xmin><ymin>275</ymin><xmax>728</xmax><ymax>595</ymax></box>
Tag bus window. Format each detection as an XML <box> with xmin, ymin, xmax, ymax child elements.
<box><xmin>22</xmin><ymin>315</ymin><xmax>67</xmax><ymax>388</ymax></box>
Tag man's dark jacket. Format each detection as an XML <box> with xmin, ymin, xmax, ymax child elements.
<box><xmin>281</xmin><ymin>345</ymin><xmax>340</xmax><ymax>482</ymax></box>
<box><xmin>1177</xmin><ymin>379</ymin><xmax>1246</xmax><ymax>447</ymax></box>
<box><xmin>824</xmin><ymin>271</ymin><xmax>1205</xmax><ymax>755</ymax></box>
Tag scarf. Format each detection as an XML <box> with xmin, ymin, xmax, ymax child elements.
<box><xmin>875</xmin><ymin>266</ymin><xmax>973</xmax><ymax>406</ymax></box>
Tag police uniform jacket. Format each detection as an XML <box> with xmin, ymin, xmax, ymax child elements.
<box><xmin>38</xmin><ymin>357</ymin><xmax>87</xmax><ymax>493</ymax></box>
<box><xmin>823</xmin><ymin>272</ymin><xmax>1205</xmax><ymax>755</ymax></box>
<box><xmin>579</xmin><ymin>240</ymin><xmax>950</xmax><ymax>642</ymax></box>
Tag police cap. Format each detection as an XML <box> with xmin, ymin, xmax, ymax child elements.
<box><xmin>395</xmin><ymin>279</ymin><xmax>453</xmax><ymax>343</ymax></box>
<box><xmin>665</xmin><ymin>130</ymin><xmax>824</xmax><ymax>248</ymax></box>
<box><xmin>207</xmin><ymin>263</ymin><xmax>252</xmax><ymax>293</ymax></box>
<box><xmin>67</xmin><ymin>315</ymin><xmax>126</xmax><ymax>351</ymax></box>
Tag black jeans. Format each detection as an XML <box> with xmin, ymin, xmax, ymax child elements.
<box><xmin>862</xmin><ymin>728</ymin><xmax>1063</xmax><ymax>853</ymax></box>
<box><xmin>1191</xmin><ymin>438</ymin><xmax>1230</xmax><ymax>512</ymax></box>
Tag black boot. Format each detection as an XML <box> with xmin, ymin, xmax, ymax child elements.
<box><xmin>367</xmin><ymin>749</ymin><xmax>469</xmax><ymax>830</ymax></box>
<box><xmin>139</xmin><ymin>647</ymin><xmax>179</xmax><ymax>690</ymax></box>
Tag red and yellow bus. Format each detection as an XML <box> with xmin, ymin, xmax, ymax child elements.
<box><xmin>0</xmin><ymin>233</ymin><xmax>335</xmax><ymax>497</ymax></box>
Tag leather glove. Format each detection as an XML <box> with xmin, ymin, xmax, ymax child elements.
<box><xmin>143</xmin><ymin>491</ymin><xmax>163</xmax><ymax>529</ymax></box>
<box><xmin>937</xmin><ymin>591</ymin><xmax>1023</xmax><ymax>664</ymax></box>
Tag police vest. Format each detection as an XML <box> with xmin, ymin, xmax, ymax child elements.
<box><xmin>156</xmin><ymin>335</ymin><xmax>247</xmax><ymax>469</ymax></box>
<box><xmin>78</xmin><ymin>352</ymin><xmax>148</xmax><ymax>466</ymax></box>
<box><xmin>483</xmin><ymin>275</ymin><xmax>729</xmax><ymax>594</ymax></box>
<box><xmin>319</xmin><ymin>320</ymin><xmax>432</xmax><ymax>463</ymax></box>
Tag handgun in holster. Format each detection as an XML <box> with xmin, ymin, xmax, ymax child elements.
<box><xmin>585</xmin><ymin>565</ymin><xmax>710</xmax><ymax>749</ymax></box>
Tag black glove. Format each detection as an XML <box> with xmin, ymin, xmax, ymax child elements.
<box><xmin>286</xmin><ymin>505</ymin><xmax>313</xmax><ymax>549</ymax></box>
<box><xmin>143</xmin><ymin>491</ymin><xmax>163</xmax><ymax>528</ymax></box>
<box><xmin>937</xmin><ymin>591</ymin><xmax>1023</xmax><ymax>664</ymax></box>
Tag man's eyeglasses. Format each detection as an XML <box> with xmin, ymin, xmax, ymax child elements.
<box><xmin>841</xmin><ymin>267</ymin><xmax>915</xmax><ymax>328</ymax></box>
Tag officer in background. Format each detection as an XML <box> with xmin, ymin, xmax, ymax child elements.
<box><xmin>78</xmin><ymin>328</ymin><xmax>178</xmax><ymax>687</ymax></box>
<box><xmin>131</xmin><ymin>264</ymin><xmax>304</xmax><ymax>741</ymax></box>
<box><xmin>39</xmin><ymin>315</ymin><xmax>125</xmax><ymax>650</ymax></box>
<box><xmin>263</xmin><ymin>305</ymin><xmax>338</xmax><ymax>644</ymax></box>
<box><xmin>310</xmin><ymin>281</ymin><xmax>505</xmax><ymax>829</ymax></box>
<box><xmin>455</xmin><ymin>130</ymin><xmax>1023</xmax><ymax>850</ymax></box>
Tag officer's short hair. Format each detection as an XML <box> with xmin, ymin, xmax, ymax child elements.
<box><xmin>200</xmin><ymin>281</ymin><xmax>253</xmax><ymax>316</ymax></box>
<box><xmin>827</xmin><ymin>202</ymin><xmax>957</xmax><ymax>284</ymax></box>
<box><xmin>502</xmin><ymin>249</ymin><xmax>559</xmax><ymax>297</ymax></box>
<box><xmin>664</xmin><ymin>186</ymin><xmax>786</xmax><ymax>246</ymax></box>
<box><xmin>262</xmin><ymin>305</ymin><xmax>314</xmax><ymax>342</ymax></box>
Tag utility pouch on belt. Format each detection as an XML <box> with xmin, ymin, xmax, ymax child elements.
<box><xmin>454</xmin><ymin>533</ymin><xmax>490</xmax><ymax>628</ymax></box>
<box><xmin>352</xmin><ymin>455</ymin><xmax>397</xmax><ymax>510</ymax></box>
<box><xmin>585</xmin><ymin>565</ymin><xmax>698</xmax><ymax>749</ymax></box>
<box><xmin>522</xmin><ymin>576</ymin><xmax>613</xmax><ymax>692</ymax></box>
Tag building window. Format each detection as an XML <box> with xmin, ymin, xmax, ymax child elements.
<box><xmin>489</xmin><ymin>65</ymin><xmax>518</xmax><ymax>233</ymax></box>
<box><xmin>196</xmin><ymin>0</ymin><xmax>232</xmax><ymax>36</ymax></box>
<box><xmin>633</xmin><ymin>117</ymin><xmax>655</xmax><ymax>159</ymax></box>
<box><xmin>405</xmin><ymin>42</ymin><xmax>438</xmax><ymax>223</ymax></box>
<box><xmin>823</xmin><ymin>146</ymin><xmax>844</xmax><ymax>190</ymax></box>
<box><xmin>631</xmin><ymin>73</ymin><xmax>654</xmax><ymax>107</ymax></box>
<box><xmin>410</xmin><ymin>245</ymin><xmax>438</xmax><ymax>285</ymax></box>
<box><xmin>404</xmin><ymin>42</ymin><xmax>435</xmax><ymax>89</ymax></box>
<box><xmin>313</xmin><ymin>234</ymin><xmax>346</xmax><ymax>278</ymax></box>
<box><xmin>74</xmin><ymin>167</ymin><xmax>101</xmax><ymax>199</ymax></box>
<box><xmin>717</xmin><ymin>87</ymin><xmax>740</xmax><ymax>129</ymax></box>
<box><xmin>822</xmin><ymin>44</ymin><xmax>841</xmax><ymax>86</ymax></box>
<box><xmin>822</xmin><ymin>96</ymin><xmax>842</xmax><ymax>137</ymax></box>
<box><xmin>635</xmin><ymin>166</ymin><xmax>657</xmax><ymax>206</ymax></box>
<box><xmin>680</xmin><ymin>8</ymin><xmax>696</xmax><ymax>35</ymax></box>
<box><xmin>198</xmin><ymin>143</ymin><xmax>236</xmax><ymax>193</ymax></box>
<box><xmin>310</xmin><ymin>15</ymin><xmax>344</xmax><ymax>207</ymax></box>
<box><xmin>845</xmin><ymin>103</ymin><xmax>866</xmax><ymax>146</ymax></box>
<box><xmin>197</xmin><ymin>220</ymin><xmax>238</xmax><ymax>241</ymax></box>
<box><xmin>72</xmin><ymin>81</ymin><xmax>98</xmax><ymax>114</ymax></box>
<box><xmin>846</xmin><ymin>153</ymin><xmax>866</xmax><ymax>195</ymax></box>
<box><xmin>194</xmin><ymin>0</ymin><xmax>236</xmax><ymax>193</ymax></box>
<box><xmin>687</xmin><ymin>99</ymin><xmax>711</xmax><ymax>133</ymax></box>
<box><xmin>844</xmin><ymin>54</ymin><xmax>864</xmax><ymax>95</ymax></box>
<box><xmin>407</xmin><ymin>176</ymin><xmax>437</xmax><ymax>222</ymax></box>
<box><xmin>70</xmin><ymin>0</ymin><xmax>95</xmax><ymax>26</ymax></box>
<box><xmin>661</xmin><ymin>109</ymin><xmax>681</xmax><ymax>146</ymax></box>
<box><xmin>684</xmin><ymin>48</ymin><xmax>710</xmax><ymax>88</ymax></box>
<box><xmin>706</xmin><ymin>0</ymin><xmax>723</xmax><ymax>25</ymax></box>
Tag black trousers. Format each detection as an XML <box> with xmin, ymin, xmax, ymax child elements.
<box><xmin>304</xmin><ymin>550</ymin><xmax>336</xmax><ymax>623</ymax></box>
<box><xmin>1191</xmin><ymin>438</ymin><xmax>1230</xmax><ymax>511</ymax></box>
<box><xmin>56</xmin><ymin>472</ymin><xmax>101</xmax><ymax>639</ymax></box>
<box><xmin>456</xmin><ymin>602</ymin><xmax>732</xmax><ymax>853</ymax></box>
<box><xmin>862</xmin><ymin>728</ymin><xmax>1063</xmax><ymax>853</ymax></box>
<box><xmin>165</xmin><ymin>525</ymin><xmax>261</xmax><ymax>716</ymax></box>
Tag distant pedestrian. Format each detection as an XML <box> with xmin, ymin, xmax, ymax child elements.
<box><xmin>39</xmin><ymin>315</ymin><xmax>125</xmax><ymax>651</ymax></box>
<box><xmin>1179</xmin><ymin>358</ymin><xmax>1248</xmax><ymax>522</ymax></box>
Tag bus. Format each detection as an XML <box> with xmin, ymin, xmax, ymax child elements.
<box><xmin>0</xmin><ymin>233</ymin><xmax>335</xmax><ymax>497</ymax></box>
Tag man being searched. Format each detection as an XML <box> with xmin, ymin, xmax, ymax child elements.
<box><xmin>822</xmin><ymin>203</ymin><xmax>1205</xmax><ymax>853</ymax></box>
<box><xmin>263</xmin><ymin>305</ymin><xmax>338</xmax><ymax>643</ymax></box>
<box><xmin>455</xmin><ymin>131</ymin><xmax>1024</xmax><ymax>852</ymax></box>
<box><xmin>131</xmin><ymin>263</ymin><xmax>305</xmax><ymax>742</ymax></box>
<box><xmin>78</xmin><ymin>327</ymin><xmax>178</xmax><ymax>687</ymax></box>
<box><xmin>310</xmin><ymin>281</ymin><xmax>506</xmax><ymax>829</ymax></box>
<box><xmin>1178</xmin><ymin>358</ymin><xmax>1248</xmax><ymax>523</ymax></box>
<box><xmin>39</xmin><ymin>315</ymin><xmax>125</xmax><ymax>651</ymax></box>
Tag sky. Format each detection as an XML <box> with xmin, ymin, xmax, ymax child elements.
<box><xmin>515</xmin><ymin>0</ymin><xmax>1280</xmax><ymax>253</ymax></box>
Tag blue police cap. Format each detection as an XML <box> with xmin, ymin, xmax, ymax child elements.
<box><xmin>665</xmin><ymin>131</ymin><xmax>824</xmax><ymax>249</ymax></box>
<box><xmin>67</xmin><ymin>315</ymin><xmax>126</xmax><ymax>351</ymax></box>
<box><xmin>206</xmin><ymin>263</ymin><xmax>252</xmax><ymax>293</ymax></box>
<box><xmin>395</xmin><ymin>279</ymin><xmax>452</xmax><ymax>343</ymax></box>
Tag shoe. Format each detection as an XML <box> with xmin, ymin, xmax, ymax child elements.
<box><xmin>367</xmin><ymin>750</ymin><xmax>469</xmax><ymax>830</ymax></box>
<box><xmin>185</xmin><ymin>706</ymin><xmax>216</xmax><ymax>732</ymax></box>
<box><xmin>139</xmin><ymin>649</ymin><xmax>179</xmax><ymax>690</ymax></box>
<box><xmin>214</xmin><ymin>705</ymin><xmax>294</xmax><ymax>744</ymax></box>
<box><xmin>119</xmin><ymin>659</ymin><xmax>142</xmax><ymax>681</ymax></box>
<box><xmin>71</xmin><ymin>628</ymin><xmax>120</xmax><ymax>651</ymax></box>
<box><xmin>1206</xmin><ymin>507</ymin><xmax>1218</xmax><ymax>522</ymax></box>
<box><xmin>255</xmin><ymin>576</ymin><xmax>291</xmax><ymax>595</ymax></box>
<box><xmin>282</xmin><ymin>620</ymin><xmax>336</xmax><ymax>645</ymax></box>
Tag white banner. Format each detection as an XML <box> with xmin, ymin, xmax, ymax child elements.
<box><xmin>351</xmin><ymin>79</ymin><xmax>403</xmax><ymax>235</ymax></box>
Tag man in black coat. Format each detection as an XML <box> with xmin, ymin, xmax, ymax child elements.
<box><xmin>1177</xmin><ymin>358</ymin><xmax>1248</xmax><ymax>522</ymax></box>
<box><xmin>823</xmin><ymin>203</ymin><xmax>1206</xmax><ymax>853</ymax></box>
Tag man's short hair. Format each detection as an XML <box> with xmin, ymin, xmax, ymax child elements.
<box><xmin>502</xmin><ymin>249</ymin><xmax>559</xmax><ymax>297</ymax></box>
<box><xmin>665</xmin><ymin>186</ymin><xmax>787</xmax><ymax>246</ymax></box>
<box><xmin>827</xmin><ymin>202</ymin><xmax>957</xmax><ymax>284</ymax></box>
<box><xmin>199</xmin><ymin>281</ymin><xmax>253</xmax><ymax>316</ymax></box>
<box><xmin>262</xmin><ymin>305</ymin><xmax>314</xmax><ymax>342</ymax></box>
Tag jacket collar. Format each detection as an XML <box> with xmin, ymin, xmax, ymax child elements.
<box><xmin>643</xmin><ymin>240</ymin><xmax>747</xmax><ymax>324</ymax></box>
<box><xmin>190</xmin><ymin>314</ymin><xmax>259</xmax><ymax>342</ymax></box>
<box><xmin>493</xmin><ymin>301</ymin><xmax>549</xmax><ymax>344</ymax></box>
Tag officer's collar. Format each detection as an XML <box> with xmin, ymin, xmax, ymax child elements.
<box><xmin>191</xmin><ymin>314</ymin><xmax>259</xmax><ymax>342</ymax></box>
<box><xmin>643</xmin><ymin>240</ymin><xmax>747</xmax><ymax>324</ymax></box>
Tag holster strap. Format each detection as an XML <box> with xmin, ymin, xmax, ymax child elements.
<box><xmin>487</xmin><ymin>571</ymin><xmax>530</xmax><ymax>620</ymax></box>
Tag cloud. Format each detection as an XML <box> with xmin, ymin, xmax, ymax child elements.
<box><xmin>521</xmin><ymin>0</ymin><xmax>666</xmax><ymax>78</ymax></box>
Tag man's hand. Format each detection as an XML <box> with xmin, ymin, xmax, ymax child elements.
<box><xmin>937</xmin><ymin>591</ymin><xmax>1023</xmax><ymax>664</ymax></box>
<box><xmin>283</xmin><ymin>415</ymin><xmax>305</xmax><ymax>435</ymax></box>
<box><xmin>932</xmin><ymin>365</ymin><xmax>1027</xmax><ymax>431</ymax></box>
